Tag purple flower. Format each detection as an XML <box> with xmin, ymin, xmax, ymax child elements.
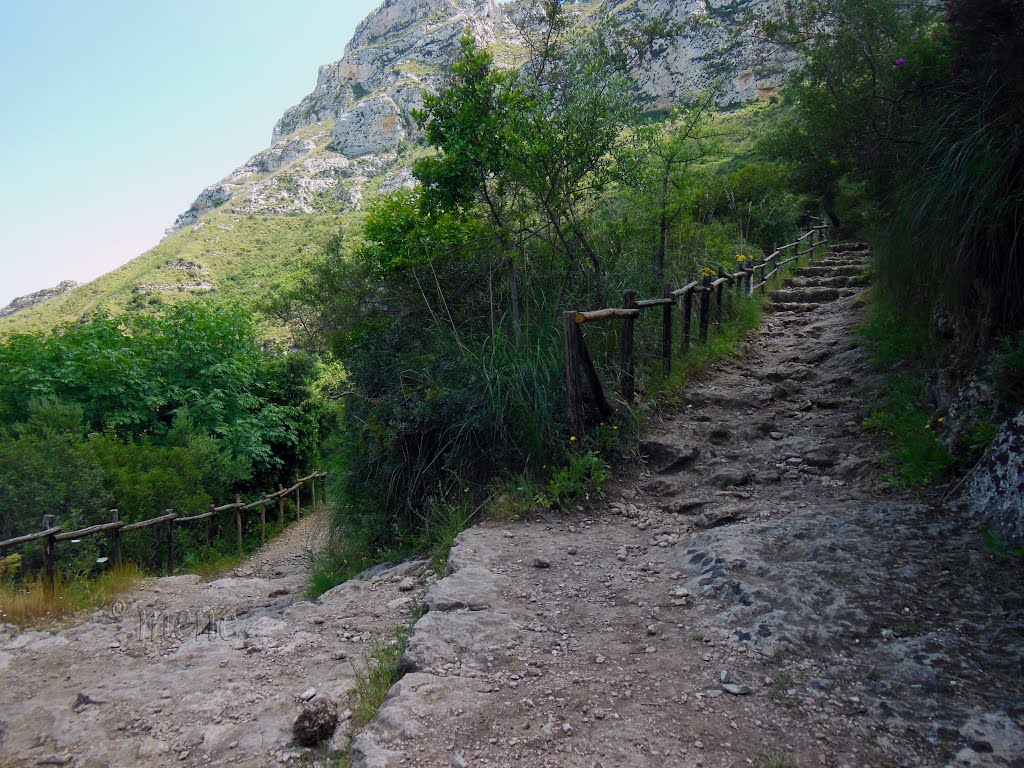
<box><xmin>911</xmin><ymin>34</ymin><xmax>919</xmax><ymax>42</ymax></box>
<box><xmin>895</xmin><ymin>56</ymin><xmax>907</xmax><ymax>68</ymax></box>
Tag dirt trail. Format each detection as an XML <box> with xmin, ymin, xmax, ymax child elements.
<box><xmin>0</xmin><ymin>509</ymin><xmax>433</xmax><ymax>768</ymax></box>
<box><xmin>353</xmin><ymin>246</ymin><xmax>1024</xmax><ymax>767</ymax></box>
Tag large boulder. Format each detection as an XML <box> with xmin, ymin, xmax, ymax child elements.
<box><xmin>962</xmin><ymin>410</ymin><xmax>1024</xmax><ymax>545</ymax></box>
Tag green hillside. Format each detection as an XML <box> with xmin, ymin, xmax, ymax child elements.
<box><xmin>0</xmin><ymin>211</ymin><xmax>359</xmax><ymax>338</ymax></box>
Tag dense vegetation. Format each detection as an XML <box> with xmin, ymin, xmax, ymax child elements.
<box><xmin>766</xmin><ymin>0</ymin><xmax>1023</xmax><ymax>350</ymax></box>
<box><xmin>271</xmin><ymin>5</ymin><xmax>808</xmax><ymax>585</ymax></box>
<box><xmin>0</xmin><ymin>303</ymin><xmax>324</xmax><ymax>574</ymax></box>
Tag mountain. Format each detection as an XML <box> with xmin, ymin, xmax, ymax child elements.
<box><xmin>0</xmin><ymin>0</ymin><xmax>778</xmax><ymax>337</ymax></box>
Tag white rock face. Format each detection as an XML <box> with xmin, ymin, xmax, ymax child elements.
<box><xmin>331</xmin><ymin>94</ymin><xmax>407</xmax><ymax>156</ymax></box>
<box><xmin>168</xmin><ymin>0</ymin><xmax>781</xmax><ymax>234</ymax></box>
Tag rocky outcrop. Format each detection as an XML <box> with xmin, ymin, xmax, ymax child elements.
<box><xmin>273</xmin><ymin>0</ymin><xmax>502</xmax><ymax>140</ymax></box>
<box><xmin>0</xmin><ymin>280</ymin><xmax>79</xmax><ymax>319</ymax></box>
<box><xmin>168</xmin><ymin>0</ymin><xmax>782</xmax><ymax>236</ymax></box>
<box><xmin>331</xmin><ymin>94</ymin><xmax>408</xmax><ymax>156</ymax></box>
<box><xmin>963</xmin><ymin>410</ymin><xmax>1024</xmax><ymax>545</ymax></box>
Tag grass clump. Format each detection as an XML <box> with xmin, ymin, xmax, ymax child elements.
<box><xmin>350</xmin><ymin>621</ymin><xmax>415</xmax><ymax>728</ymax></box>
<box><xmin>760</xmin><ymin>752</ymin><xmax>797</xmax><ymax>768</ymax></box>
<box><xmin>859</xmin><ymin>295</ymin><xmax>955</xmax><ymax>487</ymax></box>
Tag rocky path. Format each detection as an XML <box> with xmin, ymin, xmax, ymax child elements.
<box><xmin>0</xmin><ymin>509</ymin><xmax>433</xmax><ymax>767</ymax></box>
<box><xmin>354</xmin><ymin>246</ymin><xmax>1024</xmax><ymax>768</ymax></box>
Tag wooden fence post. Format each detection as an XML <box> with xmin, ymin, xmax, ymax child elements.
<box><xmin>166</xmin><ymin>510</ymin><xmax>176</xmax><ymax>576</ymax></box>
<box><xmin>109</xmin><ymin>509</ymin><xmax>121</xmax><ymax>569</ymax></box>
<box><xmin>311</xmin><ymin>476</ymin><xmax>316</xmax><ymax>508</ymax></box>
<box><xmin>234</xmin><ymin>495</ymin><xmax>243</xmax><ymax>555</ymax></box>
<box><xmin>42</xmin><ymin>515</ymin><xmax>57</xmax><ymax>595</ymax></box>
<box><xmin>698</xmin><ymin>277</ymin><xmax>711</xmax><ymax>343</ymax></box>
<box><xmin>621</xmin><ymin>289</ymin><xmax>637</xmax><ymax>402</ymax></box>
<box><xmin>278</xmin><ymin>485</ymin><xmax>285</xmax><ymax>528</ymax></box>
<box><xmin>563</xmin><ymin>311</ymin><xmax>585</xmax><ymax>436</ymax></box>
<box><xmin>577</xmin><ymin>326</ymin><xmax>612</xmax><ymax>420</ymax></box>
<box><xmin>208</xmin><ymin>504</ymin><xmax>216</xmax><ymax>549</ymax></box>
<box><xmin>294</xmin><ymin>483</ymin><xmax>301</xmax><ymax>521</ymax></box>
<box><xmin>260</xmin><ymin>498</ymin><xmax>267</xmax><ymax>546</ymax></box>
<box><xmin>715</xmin><ymin>267</ymin><xmax>725</xmax><ymax>325</ymax></box>
<box><xmin>809</xmin><ymin>228</ymin><xmax>816</xmax><ymax>261</ymax></box>
<box><xmin>662</xmin><ymin>283</ymin><xmax>673</xmax><ymax>376</ymax></box>
<box><xmin>681</xmin><ymin>279</ymin><xmax>694</xmax><ymax>354</ymax></box>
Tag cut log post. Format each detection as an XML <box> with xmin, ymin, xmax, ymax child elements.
<box><xmin>234</xmin><ymin>495</ymin><xmax>243</xmax><ymax>555</ymax></box>
<box><xmin>278</xmin><ymin>485</ymin><xmax>285</xmax><ymax>528</ymax></box>
<box><xmin>563</xmin><ymin>311</ymin><xmax>585</xmax><ymax>436</ymax></box>
<box><xmin>698</xmin><ymin>277</ymin><xmax>711</xmax><ymax>343</ymax></box>
<box><xmin>311</xmin><ymin>477</ymin><xmax>316</xmax><ymax>508</ymax></box>
<box><xmin>294</xmin><ymin>483</ymin><xmax>301</xmax><ymax>521</ymax></box>
<box><xmin>576</xmin><ymin>325</ymin><xmax>612</xmax><ymax>419</ymax></box>
<box><xmin>42</xmin><ymin>515</ymin><xmax>56</xmax><ymax>595</ymax></box>
<box><xmin>109</xmin><ymin>509</ymin><xmax>122</xmax><ymax>569</ymax></box>
<box><xmin>681</xmin><ymin>279</ymin><xmax>694</xmax><ymax>354</ymax></box>
<box><xmin>621</xmin><ymin>289</ymin><xmax>637</xmax><ymax>402</ymax></box>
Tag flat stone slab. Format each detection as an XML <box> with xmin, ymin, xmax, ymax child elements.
<box><xmin>639</xmin><ymin>439</ymin><xmax>700</xmax><ymax>474</ymax></box>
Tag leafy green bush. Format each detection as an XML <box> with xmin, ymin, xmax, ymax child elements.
<box><xmin>547</xmin><ymin>449</ymin><xmax>611</xmax><ymax>509</ymax></box>
<box><xmin>0</xmin><ymin>302</ymin><xmax>326</xmax><ymax>576</ymax></box>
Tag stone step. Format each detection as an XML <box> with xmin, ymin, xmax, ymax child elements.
<box><xmin>816</xmin><ymin>256</ymin><xmax>870</xmax><ymax>266</ymax></box>
<box><xmin>786</xmin><ymin>274</ymin><xmax>869</xmax><ymax>289</ymax></box>
<box><xmin>771</xmin><ymin>302</ymin><xmax>823</xmax><ymax>313</ymax></box>
<box><xmin>770</xmin><ymin>287</ymin><xmax>842</xmax><ymax>303</ymax></box>
<box><xmin>831</xmin><ymin>241</ymin><xmax>869</xmax><ymax>252</ymax></box>
<box><xmin>798</xmin><ymin>265</ymin><xmax>866</xmax><ymax>278</ymax></box>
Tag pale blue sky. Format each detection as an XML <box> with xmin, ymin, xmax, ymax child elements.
<box><xmin>0</xmin><ymin>0</ymin><xmax>381</xmax><ymax>307</ymax></box>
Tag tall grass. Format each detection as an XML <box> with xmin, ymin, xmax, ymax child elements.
<box><xmin>859</xmin><ymin>293</ymin><xmax>955</xmax><ymax>487</ymax></box>
<box><xmin>0</xmin><ymin>563</ymin><xmax>144</xmax><ymax>626</ymax></box>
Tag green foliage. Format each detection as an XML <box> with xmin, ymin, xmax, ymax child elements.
<box><xmin>0</xmin><ymin>302</ymin><xmax>325</xmax><ymax>576</ymax></box>
<box><xmin>987</xmin><ymin>332</ymin><xmax>1024</xmax><ymax>413</ymax></box>
<box><xmin>981</xmin><ymin>530</ymin><xmax>1024</xmax><ymax>561</ymax></box>
<box><xmin>0</xmin><ymin>211</ymin><xmax>355</xmax><ymax>340</ymax></box>
<box><xmin>547</xmin><ymin>449</ymin><xmax>610</xmax><ymax>509</ymax></box>
<box><xmin>864</xmin><ymin>374</ymin><xmax>955</xmax><ymax>487</ymax></box>
<box><xmin>860</xmin><ymin>296</ymin><xmax>955</xmax><ymax>486</ymax></box>
<box><xmin>0</xmin><ymin>399</ymin><xmax>110</xmax><ymax>542</ymax></box>
<box><xmin>767</xmin><ymin>0</ymin><xmax>1024</xmax><ymax>344</ymax></box>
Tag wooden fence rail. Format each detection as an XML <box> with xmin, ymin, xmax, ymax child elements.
<box><xmin>0</xmin><ymin>471</ymin><xmax>329</xmax><ymax>593</ymax></box>
<box><xmin>564</xmin><ymin>221</ymin><xmax>830</xmax><ymax>433</ymax></box>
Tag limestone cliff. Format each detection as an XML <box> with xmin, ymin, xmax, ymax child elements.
<box><xmin>167</xmin><ymin>0</ymin><xmax>779</xmax><ymax>236</ymax></box>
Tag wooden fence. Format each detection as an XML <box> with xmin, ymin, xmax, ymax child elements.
<box><xmin>0</xmin><ymin>470</ymin><xmax>328</xmax><ymax>592</ymax></box>
<box><xmin>564</xmin><ymin>220</ymin><xmax>830</xmax><ymax>433</ymax></box>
